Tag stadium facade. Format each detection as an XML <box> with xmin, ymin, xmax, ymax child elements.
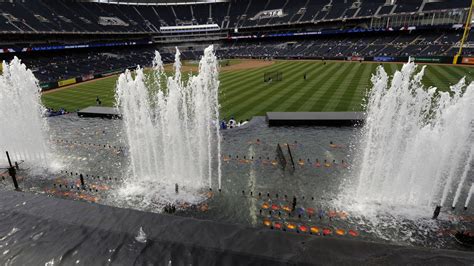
<box><xmin>0</xmin><ymin>0</ymin><xmax>472</xmax><ymax>90</ymax></box>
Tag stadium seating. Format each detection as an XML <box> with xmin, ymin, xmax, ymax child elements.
<box><xmin>377</xmin><ymin>4</ymin><xmax>395</xmax><ymax>15</ymax></box>
<box><xmin>218</xmin><ymin>31</ymin><xmax>463</xmax><ymax>59</ymax></box>
<box><xmin>358</xmin><ymin>0</ymin><xmax>385</xmax><ymax>17</ymax></box>
<box><xmin>0</xmin><ymin>0</ymin><xmax>470</xmax><ymax>33</ymax></box>
<box><xmin>15</xmin><ymin>47</ymin><xmax>157</xmax><ymax>83</ymax></box>
<box><xmin>393</xmin><ymin>0</ymin><xmax>423</xmax><ymax>13</ymax></box>
<box><xmin>302</xmin><ymin>1</ymin><xmax>329</xmax><ymax>22</ymax></box>
<box><xmin>6</xmin><ymin>29</ymin><xmax>464</xmax><ymax>85</ymax></box>
<box><xmin>0</xmin><ymin>0</ymin><xmax>472</xmax><ymax>86</ymax></box>
<box><xmin>423</xmin><ymin>0</ymin><xmax>470</xmax><ymax>11</ymax></box>
<box><xmin>325</xmin><ymin>0</ymin><xmax>352</xmax><ymax>20</ymax></box>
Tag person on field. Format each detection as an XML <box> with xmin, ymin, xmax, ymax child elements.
<box><xmin>220</xmin><ymin>120</ymin><xmax>227</xmax><ymax>130</ymax></box>
<box><xmin>228</xmin><ymin>117</ymin><xmax>236</xmax><ymax>128</ymax></box>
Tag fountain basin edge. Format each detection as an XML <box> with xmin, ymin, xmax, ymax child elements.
<box><xmin>1</xmin><ymin>191</ymin><xmax>473</xmax><ymax>265</ymax></box>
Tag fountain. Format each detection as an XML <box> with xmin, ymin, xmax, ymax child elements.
<box><xmin>0</xmin><ymin>57</ymin><xmax>50</xmax><ymax>166</ymax></box>
<box><xmin>351</xmin><ymin>61</ymin><xmax>474</xmax><ymax>212</ymax></box>
<box><xmin>2</xmin><ymin>54</ymin><xmax>474</xmax><ymax>253</ymax></box>
<box><xmin>115</xmin><ymin>45</ymin><xmax>222</xmax><ymax>207</ymax></box>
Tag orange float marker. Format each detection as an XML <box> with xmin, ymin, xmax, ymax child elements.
<box><xmin>286</xmin><ymin>223</ymin><xmax>296</xmax><ymax>230</ymax></box>
<box><xmin>282</xmin><ymin>205</ymin><xmax>291</xmax><ymax>212</ymax></box>
<box><xmin>341</xmin><ymin>160</ymin><xmax>349</xmax><ymax>168</ymax></box>
<box><xmin>323</xmin><ymin>228</ymin><xmax>332</xmax><ymax>236</ymax></box>
<box><xmin>336</xmin><ymin>229</ymin><xmax>346</xmax><ymax>236</ymax></box>
<box><xmin>262</xmin><ymin>202</ymin><xmax>270</xmax><ymax>209</ymax></box>
<box><xmin>329</xmin><ymin>141</ymin><xmax>343</xmax><ymax>148</ymax></box>
<box><xmin>310</xmin><ymin>226</ymin><xmax>320</xmax><ymax>234</ymax></box>
<box><xmin>263</xmin><ymin>219</ymin><xmax>272</xmax><ymax>227</ymax></box>
<box><xmin>299</xmin><ymin>225</ymin><xmax>308</xmax><ymax>232</ymax></box>
<box><xmin>96</xmin><ymin>185</ymin><xmax>110</xmax><ymax>191</ymax></box>
<box><xmin>348</xmin><ymin>230</ymin><xmax>359</xmax><ymax>237</ymax></box>
<box><xmin>274</xmin><ymin>222</ymin><xmax>282</xmax><ymax>230</ymax></box>
<box><xmin>338</xmin><ymin>211</ymin><xmax>348</xmax><ymax>219</ymax></box>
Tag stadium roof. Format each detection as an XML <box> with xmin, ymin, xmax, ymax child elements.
<box><xmin>80</xmin><ymin>0</ymin><xmax>228</xmax><ymax>4</ymax></box>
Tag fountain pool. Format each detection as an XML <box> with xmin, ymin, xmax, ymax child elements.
<box><xmin>0</xmin><ymin>114</ymin><xmax>472</xmax><ymax>251</ymax></box>
<box><xmin>0</xmin><ymin>52</ymin><xmax>473</xmax><ymax>255</ymax></box>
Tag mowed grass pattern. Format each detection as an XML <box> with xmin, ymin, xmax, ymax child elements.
<box><xmin>42</xmin><ymin>60</ymin><xmax>473</xmax><ymax>121</ymax></box>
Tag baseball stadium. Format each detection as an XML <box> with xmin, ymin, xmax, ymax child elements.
<box><xmin>0</xmin><ymin>0</ymin><xmax>474</xmax><ymax>264</ymax></box>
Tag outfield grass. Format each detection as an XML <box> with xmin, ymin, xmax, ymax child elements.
<box><xmin>42</xmin><ymin>60</ymin><xmax>473</xmax><ymax>121</ymax></box>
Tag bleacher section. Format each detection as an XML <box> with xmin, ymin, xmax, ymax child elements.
<box><xmin>0</xmin><ymin>0</ymin><xmax>470</xmax><ymax>33</ymax></box>
<box><xmin>377</xmin><ymin>4</ymin><xmax>395</xmax><ymax>15</ymax></box>
<box><xmin>423</xmin><ymin>0</ymin><xmax>470</xmax><ymax>11</ymax></box>
<box><xmin>393</xmin><ymin>0</ymin><xmax>423</xmax><ymax>13</ymax></box>
<box><xmin>325</xmin><ymin>0</ymin><xmax>351</xmax><ymax>20</ymax></box>
<box><xmin>19</xmin><ymin>47</ymin><xmax>157</xmax><ymax>83</ymax></box>
<box><xmin>2</xmin><ymin>28</ymin><xmax>467</xmax><ymax>86</ymax></box>
<box><xmin>358</xmin><ymin>0</ymin><xmax>385</xmax><ymax>17</ymax></box>
<box><xmin>0</xmin><ymin>0</ymin><xmax>472</xmax><ymax>87</ymax></box>
<box><xmin>219</xmin><ymin>31</ymin><xmax>464</xmax><ymax>59</ymax></box>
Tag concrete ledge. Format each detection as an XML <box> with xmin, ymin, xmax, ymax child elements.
<box><xmin>77</xmin><ymin>106</ymin><xmax>121</xmax><ymax>119</ymax></box>
<box><xmin>266</xmin><ymin>112</ymin><xmax>364</xmax><ymax>127</ymax></box>
<box><xmin>0</xmin><ymin>191</ymin><xmax>473</xmax><ymax>265</ymax></box>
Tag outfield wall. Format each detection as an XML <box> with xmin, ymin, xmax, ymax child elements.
<box><xmin>232</xmin><ymin>55</ymin><xmax>459</xmax><ymax>65</ymax></box>
<box><xmin>462</xmin><ymin>57</ymin><xmax>474</xmax><ymax>65</ymax></box>
<box><xmin>40</xmin><ymin>66</ymin><xmax>140</xmax><ymax>91</ymax></box>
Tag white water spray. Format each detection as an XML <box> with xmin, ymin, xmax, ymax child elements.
<box><xmin>464</xmin><ymin>183</ymin><xmax>474</xmax><ymax>208</ymax></box>
<box><xmin>115</xmin><ymin>46</ymin><xmax>221</xmax><ymax>205</ymax></box>
<box><xmin>0</xmin><ymin>57</ymin><xmax>50</xmax><ymax>166</ymax></box>
<box><xmin>353</xmin><ymin>61</ymin><xmax>474</xmax><ymax>210</ymax></box>
<box><xmin>453</xmin><ymin>145</ymin><xmax>474</xmax><ymax>208</ymax></box>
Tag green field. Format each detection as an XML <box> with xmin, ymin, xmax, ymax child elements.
<box><xmin>42</xmin><ymin>60</ymin><xmax>473</xmax><ymax>121</ymax></box>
